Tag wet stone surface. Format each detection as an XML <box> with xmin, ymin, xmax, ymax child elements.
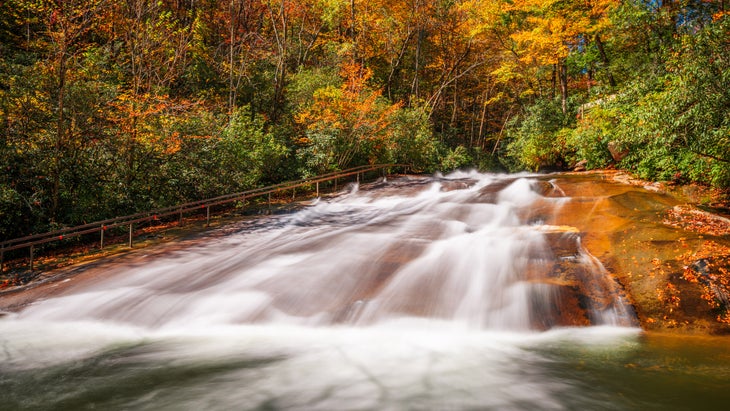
<box><xmin>1</xmin><ymin>170</ymin><xmax>729</xmax><ymax>335</ymax></box>
<box><xmin>543</xmin><ymin>172</ymin><xmax>730</xmax><ymax>335</ymax></box>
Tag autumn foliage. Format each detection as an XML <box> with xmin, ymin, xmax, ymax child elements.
<box><xmin>0</xmin><ymin>0</ymin><xmax>728</xmax><ymax>239</ymax></box>
<box><xmin>295</xmin><ymin>62</ymin><xmax>401</xmax><ymax>170</ymax></box>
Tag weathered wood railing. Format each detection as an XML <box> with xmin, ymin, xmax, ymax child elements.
<box><xmin>0</xmin><ymin>164</ymin><xmax>408</xmax><ymax>273</ymax></box>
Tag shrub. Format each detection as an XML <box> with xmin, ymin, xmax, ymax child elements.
<box><xmin>505</xmin><ymin>98</ymin><xmax>575</xmax><ymax>171</ymax></box>
<box><xmin>388</xmin><ymin>106</ymin><xmax>442</xmax><ymax>173</ymax></box>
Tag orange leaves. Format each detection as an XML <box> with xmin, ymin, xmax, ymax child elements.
<box><xmin>712</xmin><ymin>10</ymin><xmax>729</xmax><ymax>22</ymax></box>
<box><xmin>108</xmin><ymin>90</ymin><xmax>200</xmax><ymax>156</ymax></box>
<box><xmin>296</xmin><ymin>61</ymin><xmax>399</xmax><ymax>143</ymax></box>
<box><xmin>294</xmin><ymin>61</ymin><xmax>401</xmax><ymax>167</ymax></box>
<box><xmin>678</xmin><ymin>241</ymin><xmax>730</xmax><ymax>323</ymax></box>
<box><xmin>340</xmin><ymin>61</ymin><xmax>369</xmax><ymax>94</ymax></box>
<box><xmin>657</xmin><ymin>282</ymin><xmax>681</xmax><ymax>308</ymax></box>
<box><xmin>663</xmin><ymin>205</ymin><xmax>730</xmax><ymax>237</ymax></box>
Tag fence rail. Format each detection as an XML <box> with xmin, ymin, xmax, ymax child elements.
<box><xmin>1</xmin><ymin>164</ymin><xmax>407</xmax><ymax>272</ymax></box>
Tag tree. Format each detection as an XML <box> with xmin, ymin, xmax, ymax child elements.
<box><xmin>507</xmin><ymin>0</ymin><xmax>618</xmax><ymax>113</ymax></box>
<box><xmin>108</xmin><ymin>0</ymin><xmax>196</xmax><ymax>209</ymax></box>
<box><xmin>295</xmin><ymin>61</ymin><xmax>400</xmax><ymax>171</ymax></box>
<box><xmin>42</xmin><ymin>0</ymin><xmax>110</xmax><ymax>219</ymax></box>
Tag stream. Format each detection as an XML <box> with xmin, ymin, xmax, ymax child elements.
<box><xmin>1</xmin><ymin>171</ymin><xmax>729</xmax><ymax>410</ymax></box>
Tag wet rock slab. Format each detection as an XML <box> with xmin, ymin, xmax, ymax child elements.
<box><xmin>3</xmin><ymin>170</ymin><xmax>730</xmax><ymax>336</ymax></box>
<box><xmin>544</xmin><ymin>173</ymin><xmax>730</xmax><ymax>335</ymax></box>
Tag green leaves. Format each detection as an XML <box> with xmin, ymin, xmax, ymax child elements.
<box><xmin>505</xmin><ymin>97</ymin><xmax>575</xmax><ymax>171</ymax></box>
<box><xmin>219</xmin><ymin>107</ymin><xmax>288</xmax><ymax>188</ymax></box>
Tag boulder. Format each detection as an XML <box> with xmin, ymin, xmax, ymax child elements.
<box><xmin>607</xmin><ymin>141</ymin><xmax>629</xmax><ymax>162</ymax></box>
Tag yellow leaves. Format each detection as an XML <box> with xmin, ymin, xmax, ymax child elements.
<box><xmin>312</xmin><ymin>85</ymin><xmax>342</xmax><ymax>101</ymax></box>
<box><xmin>491</xmin><ymin>59</ymin><xmax>522</xmax><ymax>84</ymax></box>
<box><xmin>485</xmin><ymin>92</ymin><xmax>507</xmax><ymax>106</ymax></box>
<box><xmin>460</xmin><ymin>0</ymin><xmax>503</xmax><ymax>26</ymax></box>
<box><xmin>505</xmin><ymin>0</ymin><xmax>619</xmax><ymax>70</ymax></box>
<box><xmin>512</xmin><ymin>27</ymin><xmax>568</xmax><ymax>64</ymax></box>
<box><xmin>296</xmin><ymin>85</ymin><xmax>343</xmax><ymax>130</ymax></box>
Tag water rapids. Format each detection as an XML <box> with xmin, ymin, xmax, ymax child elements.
<box><xmin>4</xmin><ymin>171</ymin><xmax>728</xmax><ymax>410</ymax></box>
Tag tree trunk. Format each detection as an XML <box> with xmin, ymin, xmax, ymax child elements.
<box><xmin>451</xmin><ymin>76</ymin><xmax>458</xmax><ymax>125</ymax></box>
<box><xmin>385</xmin><ymin>30</ymin><xmax>415</xmax><ymax>101</ymax></box>
<box><xmin>267</xmin><ymin>0</ymin><xmax>288</xmax><ymax>123</ymax></box>
<box><xmin>594</xmin><ymin>35</ymin><xmax>616</xmax><ymax>88</ymax></box>
<box><xmin>551</xmin><ymin>64</ymin><xmax>557</xmax><ymax>99</ymax></box>
<box><xmin>411</xmin><ymin>28</ymin><xmax>423</xmax><ymax>101</ymax></box>
<box><xmin>52</xmin><ymin>44</ymin><xmax>68</xmax><ymax>220</ymax></box>
<box><xmin>228</xmin><ymin>0</ymin><xmax>237</xmax><ymax>114</ymax></box>
<box><xmin>559</xmin><ymin>59</ymin><xmax>568</xmax><ymax>115</ymax></box>
<box><xmin>478</xmin><ymin>90</ymin><xmax>488</xmax><ymax>149</ymax></box>
<box><xmin>350</xmin><ymin>0</ymin><xmax>356</xmax><ymax>40</ymax></box>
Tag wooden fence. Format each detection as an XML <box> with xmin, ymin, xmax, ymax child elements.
<box><xmin>0</xmin><ymin>164</ymin><xmax>407</xmax><ymax>273</ymax></box>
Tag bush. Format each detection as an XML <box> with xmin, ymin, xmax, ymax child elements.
<box><xmin>597</xmin><ymin>15</ymin><xmax>730</xmax><ymax>187</ymax></box>
<box><xmin>566</xmin><ymin>105</ymin><xmax>617</xmax><ymax>169</ymax></box>
<box><xmin>505</xmin><ymin>98</ymin><xmax>576</xmax><ymax>171</ymax></box>
<box><xmin>440</xmin><ymin>145</ymin><xmax>472</xmax><ymax>172</ymax></box>
<box><xmin>388</xmin><ymin>106</ymin><xmax>442</xmax><ymax>173</ymax></box>
<box><xmin>217</xmin><ymin>107</ymin><xmax>288</xmax><ymax>189</ymax></box>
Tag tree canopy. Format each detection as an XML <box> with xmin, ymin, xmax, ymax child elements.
<box><xmin>1</xmin><ymin>0</ymin><xmax>728</xmax><ymax>238</ymax></box>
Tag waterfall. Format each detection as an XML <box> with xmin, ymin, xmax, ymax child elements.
<box><xmin>0</xmin><ymin>172</ymin><xmax>663</xmax><ymax>411</ymax></box>
<box><xmin>11</xmin><ymin>171</ymin><xmax>636</xmax><ymax>331</ymax></box>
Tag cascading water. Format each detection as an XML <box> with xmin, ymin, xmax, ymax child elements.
<box><xmin>7</xmin><ymin>171</ymin><xmax>715</xmax><ymax>411</ymax></box>
<box><xmin>7</xmin><ymin>172</ymin><xmax>634</xmax><ymax>331</ymax></box>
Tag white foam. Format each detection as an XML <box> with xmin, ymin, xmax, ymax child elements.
<box><xmin>11</xmin><ymin>173</ymin><xmax>634</xmax><ymax>332</ymax></box>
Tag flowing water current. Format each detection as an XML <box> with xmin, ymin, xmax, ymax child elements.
<box><xmin>2</xmin><ymin>172</ymin><xmax>730</xmax><ymax>410</ymax></box>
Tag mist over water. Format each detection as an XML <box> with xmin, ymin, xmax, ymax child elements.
<box><xmin>2</xmin><ymin>171</ymin><xmax>729</xmax><ymax>410</ymax></box>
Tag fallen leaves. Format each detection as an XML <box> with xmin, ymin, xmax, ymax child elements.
<box><xmin>663</xmin><ymin>205</ymin><xmax>730</xmax><ymax>237</ymax></box>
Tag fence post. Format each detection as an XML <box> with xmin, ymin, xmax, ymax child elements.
<box><xmin>316</xmin><ymin>181</ymin><xmax>319</xmax><ymax>197</ymax></box>
<box><xmin>1</xmin><ymin>247</ymin><xmax>4</xmax><ymax>274</ymax></box>
<box><xmin>268</xmin><ymin>193</ymin><xmax>271</xmax><ymax>213</ymax></box>
<box><xmin>129</xmin><ymin>223</ymin><xmax>133</xmax><ymax>248</ymax></box>
<box><xmin>100</xmin><ymin>225</ymin><xmax>105</xmax><ymax>249</ymax></box>
<box><xmin>179</xmin><ymin>207</ymin><xmax>183</xmax><ymax>226</ymax></box>
<box><xmin>29</xmin><ymin>245</ymin><xmax>34</xmax><ymax>271</ymax></box>
<box><xmin>206</xmin><ymin>206</ymin><xmax>210</xmax><ymax>227</ymax></box>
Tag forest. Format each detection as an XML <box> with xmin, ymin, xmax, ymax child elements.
<box><xmin>0</xmin><ymin>0</ymin><xmax>728</xmax><ymax>239</ymax></box>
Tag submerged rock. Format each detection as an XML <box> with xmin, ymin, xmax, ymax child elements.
<box><xmin>2</xmin><ymin>170</ymin><xmax>729</xmax><ymax>336</ymax></box>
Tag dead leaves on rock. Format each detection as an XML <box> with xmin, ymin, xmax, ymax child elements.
<box><xmin>663</xmin><ymin>205</ymin><xmax>730</xmax><ymax>237</ymax></box>
<box><xmin>656</xmin><ymin>205</ymin><xmax>730</xmax><ymax>327</ymax></box>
